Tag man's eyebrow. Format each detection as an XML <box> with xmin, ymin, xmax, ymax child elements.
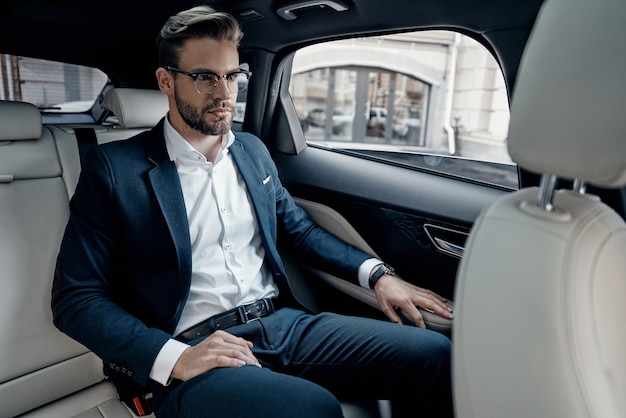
<box><xmin>190</xmin><ymin>67</ymin><xmax>243</xmax><ymax>74</ymax></box>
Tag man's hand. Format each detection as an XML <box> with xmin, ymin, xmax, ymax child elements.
<box><xmin>171</xmin><ymin>330</ymin><xmax>261</xmax><ymax>381</ymax></box>
<box><xmin>373</xmin><ymin>274</ymin><xmax>453</xmax><ymax>328</ymax></box>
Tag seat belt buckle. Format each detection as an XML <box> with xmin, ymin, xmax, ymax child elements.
<box><xmin>130</xmin><ymin>393</ymin><xmax>153</xmax><ymax>416</ymax></box>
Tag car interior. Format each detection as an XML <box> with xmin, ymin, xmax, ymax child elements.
<box><xmin>0</xmin><ymin>0</ymin><xmax>624</xmax><ymax>417</ymax></box>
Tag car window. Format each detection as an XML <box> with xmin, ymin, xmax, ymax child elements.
<box><xmin>289</xmin><ymin>31</ymin><xmax>518</xmax><ymax>189</ymax></box>
<box><xmin>0</xmin><ymin>54</ymin><xmax>107</xmax><ymax>113</ymax></box>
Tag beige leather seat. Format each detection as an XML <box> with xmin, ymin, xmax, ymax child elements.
<box><xmin>102</xmin><ymin>87</ymin><xmax>169</xmax><ymax>132</ymax></box>
<box><xmin>453</xmin><ymin>0</ymin><xmax>626</xmax><ymax>416</ymax></box>
<box><xmin>0</xmin><ymin>100</ymin><xmax>137</xmax><ymax>417</ymax></box>
<box><xmin>0</xmin><ymin>90</ymin><xmax>167</xmax><ymax>417</ymax></box>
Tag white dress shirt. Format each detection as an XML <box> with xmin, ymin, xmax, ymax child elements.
<box><xmin>167</xmin><ymin>126</ymin><xmax>278</xmax><ymax>336</ymax></box>
<box><xmin>150</xmin><ymin>116</ymin><xmax>380</xmax><ymax>385</ymax></box>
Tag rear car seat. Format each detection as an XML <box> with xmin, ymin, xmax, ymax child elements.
<box><xmin>0</xmin><ymin>100</ymin><xmax>139</xmax><ymax>417</ymax></box>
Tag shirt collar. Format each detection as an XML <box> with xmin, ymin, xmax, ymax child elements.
<box><xmin>163</xmin><ymin>113</ymin><xmax>235</xmax><ymax>162</ymax></box>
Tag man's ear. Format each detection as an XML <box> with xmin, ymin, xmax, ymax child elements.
<box><xmin>156</xmin><ymin>67</ymin><xmax>173</xmax><ymax>94</ymax></box>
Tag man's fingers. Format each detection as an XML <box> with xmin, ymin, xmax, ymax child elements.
<box><xmin>399</xmin><ymin>304</ymin><xmax>426</xmax><ymax>328</ymax></box>
<box><xmin>212</xmin><ymin>330</ymin><xmax>253</xmax><ymax>347</ymax></box>
<box><xmin>410</xmin><ymin>287</ymin><xmax>453</xmax><ymax>317</ymax></box>
<box><xmin>216</xmin><ymin>349</ymin><xmax>260</xmax><ymax>368</ymax></box>
<box><xmin>423</xmin><ymin>296</ymin><xmax>454</xmax><ymax>319</ymax></box>
<box><xmin>380</xmin><ymin>299</ymin><xmax>427</xmax><ymax>328</ymax></box>
<box><xmin>173</xmin><ymin>331</ymin><xmax>262</xmax><ymax>381</ymax></box>
<box><xmin>207</xmin><ymin>332</ymin><xmax>260</xmax><ymax>366</ymax></box>
<box><xmin>380</xmin><ymin>302</ymin><xmax>403</xmax><ymax>324</ymax></box>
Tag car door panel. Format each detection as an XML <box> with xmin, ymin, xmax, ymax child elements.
<box><xmin>273</xmin><ymin>145</ymin><xmax>509</xmax><ymax>321</ymax></box>
<box><xmin>293</xmin><ymin>195</ymin><xmax>459</xmax><ymax>335</ymax></box>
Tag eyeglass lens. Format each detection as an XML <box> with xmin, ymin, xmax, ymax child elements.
<box><xmin>196</xmin><ymin>73</ymin><xmax>249</xmax><ymax>95</ymax></box>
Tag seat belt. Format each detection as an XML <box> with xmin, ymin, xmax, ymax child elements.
<box><xmin>73</xmin><ymin>127</ymin><xmax>98</xmax><ymax>167</ymax></box>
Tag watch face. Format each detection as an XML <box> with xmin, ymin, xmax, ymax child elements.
<box><xmin>382</xmin><ymin>264</ymin><xmax>394</xmax><ymax>274</ymax></box>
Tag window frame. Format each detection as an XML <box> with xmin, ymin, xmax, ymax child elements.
<box><xmin>281</xmin><ymin>30</ymin><xmax>518</xmax><ymax>190</ymax></box>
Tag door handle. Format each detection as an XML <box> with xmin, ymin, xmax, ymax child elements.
<box><xmin>424</xmin><ymin>223</ymin><xmax>468</xmax><ymax>259</ymax></box>
<box><xmin>433</xmin><ymin>237</ymin><xmax>465</xmax><ymax>258</ymax></box>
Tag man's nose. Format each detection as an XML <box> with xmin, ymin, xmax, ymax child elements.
<box><xmin>212</xmin><ymin>76</ymin><xmax>232</xmax><ymax>100</ymax></box>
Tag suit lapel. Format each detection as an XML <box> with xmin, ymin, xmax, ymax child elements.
<box><xmin>145</xmin><ymin>123</ymin><xmax>192</xmax><ymax>286</ymax></box>
<box><xmin>229</xmin><ymin>140</ymin><xmax>274</xmax><ymax>240</ymax></box>
<box><xmin>229</xmin><ymin>137</ymin><xmax>295</xmax><ymax>303</ymax></box>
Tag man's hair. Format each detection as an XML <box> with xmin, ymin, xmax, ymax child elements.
<box><xmin>157</xmin><ymin>5</ymin><xmax>243</xmax><ymax>68</ymax></box>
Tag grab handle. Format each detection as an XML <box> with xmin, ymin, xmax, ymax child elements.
<box><xmin>277</xmin><ymin>0</ymin><xmax>349</xmax><ymax>20</ymax></box>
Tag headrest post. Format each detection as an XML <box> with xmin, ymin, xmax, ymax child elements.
<box><xmin>537</xmin><ymin>174</ymin><xmax>558</xmax><ymax>211</ymax></box>
<box><xmin>572</xmin><ymin>179</ymin><xmax>587</xmax><ymax>195</ymax></box>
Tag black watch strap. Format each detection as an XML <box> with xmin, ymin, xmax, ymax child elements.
<box><xmin>369</xmin><ymin>263</ymin><xmax>395</xmax><ymax>289</ymax></box>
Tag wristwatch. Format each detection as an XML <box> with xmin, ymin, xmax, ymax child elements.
<box><xmin>369</xmin><ymin>263</ymin><xmax>396</xmax><ymax>289</ymax></box>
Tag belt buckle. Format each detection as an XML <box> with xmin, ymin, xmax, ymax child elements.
<box><xmin>238</xmin><ymin>300</ymin><xmax>262</xmax><ymax>324</ymax></box>
<box><xmin>237</xmin><ymin>298</ymin><xmax>270</xmax><ymax>324</ymax></box>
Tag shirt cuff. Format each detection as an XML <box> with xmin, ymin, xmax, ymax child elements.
<box><xmin>358</xmin><ymin>258</ymin><xmax>383</xmax><ymax>289</ymax></box>
<box><xmin>149</xmin><ymin>338</ymin><xmax>189</xmax><ymax>386</ymax></box>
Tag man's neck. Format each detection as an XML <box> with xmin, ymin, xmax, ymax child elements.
<box><xmin>187</xmin><ymin>134</ymin><xmax>223</xmax><ymax>163</ymax></box>
<box><xmin>168</xmin><ymin>114</ymin><xmax>224</xmax><ymax>163</ymax></box>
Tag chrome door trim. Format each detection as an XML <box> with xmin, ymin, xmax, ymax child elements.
<box><xmin>423</xmin><ymin>223</ymin><xmax>468</xmax><ymax>258</ymax></box>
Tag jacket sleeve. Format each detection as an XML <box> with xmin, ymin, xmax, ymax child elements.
<box><xmin>274</xmin><ymin>182</ymin><xmax>373</xmax><ymax>285</ymax></box>
<box><xmin>51</xmin><ymin>146</ymin><xmax>171</xmax><ymax>387</ymax></box>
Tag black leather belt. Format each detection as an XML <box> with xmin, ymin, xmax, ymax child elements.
<box><xmin>175</xmin><ymin>298</ymin><xmax>280</xmax><ymax>343</ymax></box>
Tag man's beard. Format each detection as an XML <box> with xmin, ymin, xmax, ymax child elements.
<box><xmin>174</xmin><ymin>86</ymin><xmax>233</xmax><ymax>136</ymax></box>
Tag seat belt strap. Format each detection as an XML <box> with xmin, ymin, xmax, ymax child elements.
<box><xmin>74</xmin><ymin>127</ymin><xmax>98</xmax><ymax>167</ymax></box>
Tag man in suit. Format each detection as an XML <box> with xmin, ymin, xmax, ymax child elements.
<box><xmin>52</xmin><ymin>5</ymin><xmax>454</xmax><ymax>417</ymax></box>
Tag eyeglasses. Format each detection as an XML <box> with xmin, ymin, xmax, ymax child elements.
<box><xmin>163</xmin><ymin>66</ymin><xmax>251</xmax><ymax>95</ymax></box>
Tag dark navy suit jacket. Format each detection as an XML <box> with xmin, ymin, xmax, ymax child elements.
<box><xmin>52</xmin><ymin>119</ymin><xmax>372</xmax><ymax>387</ymax></box>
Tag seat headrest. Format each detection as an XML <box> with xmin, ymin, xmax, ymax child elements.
<box><xmin>507</xmin><ymin>0</ymin><xmax>626</xmax><ymax>188</ymax></box>
<box><xmin>0</xmin><ymin>100</ymin><xmax>42</xmax><ymax>141</ymax></box>
<box><xmin>102</xmin><ymin>88</ymin><xmax>169</xmax><ymax>129</ymax></box>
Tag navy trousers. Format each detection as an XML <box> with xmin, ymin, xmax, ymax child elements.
<box><xmin>154</xmin><ymin>308</ymin><xmax>453</xmax><ymax>418</ymax></box>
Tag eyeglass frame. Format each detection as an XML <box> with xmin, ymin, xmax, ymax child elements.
<box><xmin>163</xmin><ymin>66</ymin><xmax>252</xmax><ymax>95</ymax></box>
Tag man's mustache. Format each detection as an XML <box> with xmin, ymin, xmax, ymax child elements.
<box><xmin>205</xmin><ymin>102</ymin><xmax>234</xmax><ymax>113</ymax></box>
